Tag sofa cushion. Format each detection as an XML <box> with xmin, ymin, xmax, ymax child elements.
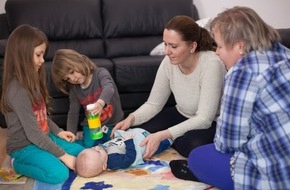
<box><xmin>45</xmin><ymin>40</ymin><xmax>105</xmax><ymax>60</ymax></box>
<box><xmin>150</xmin><ymin>42</ymin><xmax>165</xmax><ymax>56</ymax></box>
<box><xmin>113</xmin><ymin>55</ymin><xmax>164</xmax><ymax>92</ymax></box>
<box><xmin>5</xmin><ymin>0</ymin><xmax>103</xmax><ymax>40</ymax></box>
<box><xmin>105</xmin><ymin>36</ymin><xmax>162</xmax><ymax>58</ymax></box>
<box><xmin>5</xmin><ymin>0</ymin><xmax>106</xmax><ymax>59</ymax></box>
<box><xmin>103</xmin><ymin>0</ymin><xmax>196</xmax><ymax>38</ymax></box>
<box><xmin>103</xmin><ymin>0</ymin><xmax>197</xmax><ymax>58</ymax></box>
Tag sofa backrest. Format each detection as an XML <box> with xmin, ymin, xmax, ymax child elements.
<box><xmin>3</xmin><ymin>0</ymin><xmax>198</xmax><ymax>60</ymax></box>
<box><xmin>102</xmin><ymin>0</ymin><xmax>197</xmax><ymax>58</ymax></box>
<box><xmin>5</xmin><ymin>0</ymin><xmax>105</xmax><ymax>59</ymax></box>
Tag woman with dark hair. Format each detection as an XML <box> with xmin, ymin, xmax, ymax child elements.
<box><xmin>112</xmin><ymin>15</ymin><xmax>226</xmax><ymax>158</ymax></box>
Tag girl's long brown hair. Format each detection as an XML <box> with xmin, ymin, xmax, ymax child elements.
<box><xmin>0</xmin><ymin>25</ymin><xmax>49</xmax><ymax>114</ymax></box>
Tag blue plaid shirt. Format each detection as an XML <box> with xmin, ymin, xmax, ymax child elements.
<box><xmin>215</xmin><ymin>43</ymin><xmax>290</xmax><ymax>189</ymax></box>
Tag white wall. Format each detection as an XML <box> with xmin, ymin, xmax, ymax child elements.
<box><xmin>0</xmin><ymin>0</ymin><xmax>4</xmax><ymax>14</ymax></box>
<box><xmin>194</xmin><ymin>0</ymin><xmax>290</xmax><ymax>29</ymax></box>
<box><xmin>0</xmin><ymin>0</ymin><xmax>289</xmax><ymax>28</ymax></box>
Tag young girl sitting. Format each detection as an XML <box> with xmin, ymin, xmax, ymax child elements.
<box><xmin>0</xmin><ymin>24</ymin><xmax>85</xmax><ymax>184</ymax></box>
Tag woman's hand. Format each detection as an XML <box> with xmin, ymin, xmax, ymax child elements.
<box><xmin>111</xmin><ymin>114</ymin><xmax>135</xmax><ymax>138</ymax></box>
<box><xmin>58</xmin><ymin>131</ymin><xmax>76</xmax><ymax>142</ymax></box>
<box><xmin>59</xmin><ymin>153</ymin><xmax>77</xmax><ymax>171</ymax></box>
<box><xmin>141</xmin><ymin>130</ymin><xmax>172</xmax><ymax>159</ymax></box>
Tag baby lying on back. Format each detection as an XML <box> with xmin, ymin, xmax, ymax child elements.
<box><xmin>75</xmin><ymin>128</ymin><xmax>173</xmax><ymax>177</ymax></box>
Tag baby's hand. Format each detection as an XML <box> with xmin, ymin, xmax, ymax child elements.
<box><xmin>93</xmin><ymin>145</ymin><xmax>103</xmax><ymax>151</ymax></box>
<box><xmin>76</xmin><ymin>131</ymin><xmax>83</xmax><ymax>140</ymax></box>
<box><xmin>124</xmin><ymin>132</ymin><xmax>135</xmax><ymax>140</ymax></box>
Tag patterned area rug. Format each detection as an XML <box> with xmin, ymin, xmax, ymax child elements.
<box><xmin>62</xmin><ymin>148</ymin><xmax>216</xmax><ymax>190</ymax></box>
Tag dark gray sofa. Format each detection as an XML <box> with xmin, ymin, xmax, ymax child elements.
<box><xmin>0</xmin><ymin>0</ymin><xmax>199</xmax><ymax>129</ymax></box>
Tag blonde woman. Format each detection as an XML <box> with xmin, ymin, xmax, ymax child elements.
<box><xmin>187</xmin><ymin>6</ymin><xmax>290</xmax><ymax>190</ymax></box>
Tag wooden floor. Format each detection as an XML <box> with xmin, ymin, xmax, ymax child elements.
<box><xmin>0</xmin><ymin>127</ymin><xmax>7</xmax><ymax>167</ymax></box>
<box><xmin>0</xmin><ymin>127</ymin><xmax>35</xmax><ymax>190</ymax></box>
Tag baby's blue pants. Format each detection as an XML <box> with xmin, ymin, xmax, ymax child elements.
<box><xmin>11</xmin><ymin>133</ymin><xmax>84</xmax><ymax>184</ymax></box>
